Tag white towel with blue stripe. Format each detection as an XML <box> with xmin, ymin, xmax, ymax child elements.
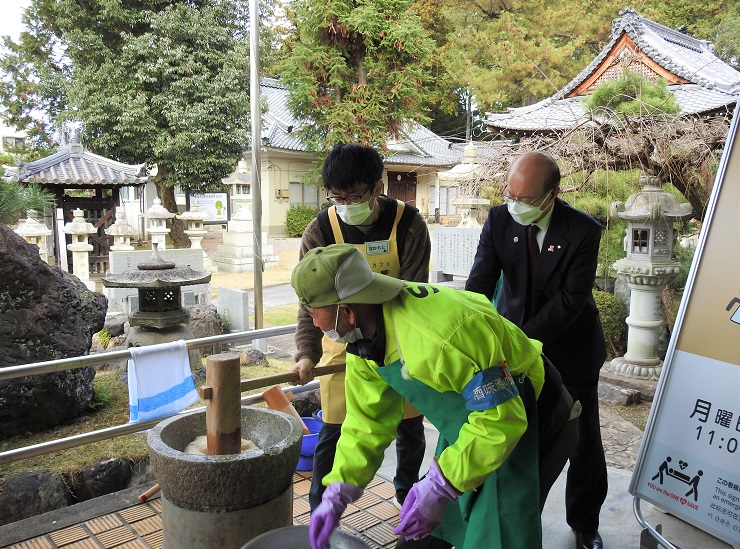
<box><xmin>127</xmin><ymin>340</ymin><xmax>199</xmax><ymax>422</ymax></box>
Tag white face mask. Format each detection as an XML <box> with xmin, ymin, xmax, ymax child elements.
<box><xmin>323</xmin><ymin>306</ymin><xmax>364</xmax><ymax>344</ymax></box>
<box><xmin>506</xmin><ymin>190</ymin><xmax>551</xmax><ymax>226</ymax></box>
<box><xmin>335</xmin><ymin>200</ymin><xmax>373</xmax><ymax>225</ymax></box>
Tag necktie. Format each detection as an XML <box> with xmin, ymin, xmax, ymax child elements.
<box><xmin>526</xmin><ymin>225</ymin><xmax>540</xmax><ymax>320</ymax></box>
<box><xmin>527</xmin><ymin>224</ymin><xmax>540</xmax><ymax>280</ymax></box>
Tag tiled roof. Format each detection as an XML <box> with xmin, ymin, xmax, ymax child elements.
<box><xmin>557</xmin><ymin>8</ymin><xmax>740</xmax><ymax>99</ymax></box>
<box><xmin>260</xmin><ymin>77</ymin><xmax>462</xmax><ymax>166</ymax></box>
<box><xmin>485</xmin><ymin>9</ymin><xmax>740</xmax><ymax>133</ymax></box>
<box><xmin>12</xmin><ymin>139</ymin><xmax>148</xmax><ymax>187</ymax></box>
<box><xmin>261</xmin><ymin>78</ymin><xmax>307</xmax><ymax>153</ymax></box>
<box><xmin>485</xmin><ymin>84</ymin><xmax>739</xmax><ymax>132</ymax></box>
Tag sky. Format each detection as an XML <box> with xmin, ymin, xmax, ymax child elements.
<box><xmin>1</xmin><ymin>0</ymin><xmax>32</xmax><ymax>42</ymax></box>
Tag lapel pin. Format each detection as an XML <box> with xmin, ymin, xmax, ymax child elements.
<box><xmin>557</xmin><ymin>245</ymin><xmax>561</xmax><ymax>249</ymax></box>
<box><xmin>548</xmin><ymin>245</ymin><xmax>555</xmax><ymax>252</ymax></box>
<box><xmin>513</xmin><ymin>237</ymin><xmax>519</xmax><ymax>243</ymax></box>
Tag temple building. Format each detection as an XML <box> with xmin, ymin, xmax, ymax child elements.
<box><xmin>483</xmin><ymin>9</ymin><xmax>740</xmax><ymax>137</ymax></box>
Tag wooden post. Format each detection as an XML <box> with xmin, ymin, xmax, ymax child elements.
<box><xmin>205</xmin><ymin>353</ymin><xmax>242</xmax><ymax>455</ymax></box>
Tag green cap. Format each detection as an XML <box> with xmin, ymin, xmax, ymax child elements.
<box><xmin>291</xmin><ymin>243</ymin><xmax>405</xmax><ymax>308</ymax></box>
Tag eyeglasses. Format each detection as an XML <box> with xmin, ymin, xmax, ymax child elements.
<box><xmin>502</xmin><ymin>188</ymin><xmax>550</xmax><ymax>207</ymax></box>
<box><xmin>325</xmin><ymin>183</ymin><xmax>375</xmax><ymax>205</ymax></box>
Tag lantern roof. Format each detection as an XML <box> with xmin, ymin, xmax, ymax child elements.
<box><xmin>610</xmin><ymin>174</ymin><xmax>693</xmax><ymax>223</ymax></box>
<box><xmin>102</xmin><ymin>245</ymin><xmax>211</xmax><ymax>288</ymax></box>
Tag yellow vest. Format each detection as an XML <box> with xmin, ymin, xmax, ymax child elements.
<box><xmin>319</xmin><ymin>201</ymin><xmax>421</xmax><ymax>423</ymax></box>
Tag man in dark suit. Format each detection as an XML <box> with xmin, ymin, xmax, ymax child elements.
<box><xmin>465</xmin><ymin>151</ymin><xmax>608</xmax><ymax>549</ymax></box>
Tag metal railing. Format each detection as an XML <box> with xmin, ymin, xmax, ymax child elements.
<box><xmin>0</xmin><ymin>325</ymin><xmax>311</xmax><ymax>466</ymax></box>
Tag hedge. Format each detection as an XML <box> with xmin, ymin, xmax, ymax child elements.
<box><xmin>285</xmin><ymin>204</ymin><xmax>320</xmax><ymax>237</ymax></box>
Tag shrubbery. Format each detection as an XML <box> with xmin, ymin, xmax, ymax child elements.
<box><xmin>593</xmin><ymin>289</ymin><xmax>627</xmax><ymax>360</ymax></box>
<box><xmin>670</xmin><ymin>243</ymin><xmax>698</xmax><ymax>291</ymax></box>
<box><xmin>584</xmin><ymin>68</ymin><xmax>680</xmax><ymax>117</ymax></box>
<box><xmin>285</xmin><ymin>204</ymin><xmax>320</xmax><ymax>237</ymax></box>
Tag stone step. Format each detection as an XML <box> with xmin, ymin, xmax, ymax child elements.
<box><xmin>598</xmin><ymin>380</ymin><xmax>641</xmax><ymax>406</ymax></box>
<box><xmin>599</xmin><ymin>367</ymin><xmax>658</xmax><ymax>401</ymax></box>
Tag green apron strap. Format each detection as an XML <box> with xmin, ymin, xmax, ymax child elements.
<box><xmin>378</xmin><ymin>360</ymin><xmax>541</xmax><ymax>549</ymax></box>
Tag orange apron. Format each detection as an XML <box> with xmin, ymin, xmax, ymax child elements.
<box><xmin>319</xmin><ymin>201</ymin><xmax>422</xmax><ymax>423</ymax></box>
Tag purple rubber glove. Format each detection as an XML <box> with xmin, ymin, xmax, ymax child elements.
<box><xmin>394</xmin><ymin>459</ymin><xmax>460</xmax><ymax>541</ymax></box>
<box><xmin>309</xmin><ymin>482</ymin><xmax>363</xmax><ymax>549</ymax></box>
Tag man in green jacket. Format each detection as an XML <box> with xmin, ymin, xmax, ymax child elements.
<box><xmin>292</xmin><ymin>243</ymin><xmax>563</xmax><ymax>549</ymax></box>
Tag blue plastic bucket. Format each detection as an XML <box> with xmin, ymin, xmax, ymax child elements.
<box><xmin>296</xmin><ymin>417</ymin><xmax>322</xmax><ymax>471</ymax></box>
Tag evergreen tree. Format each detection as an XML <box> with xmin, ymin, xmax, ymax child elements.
<box><xmin>279</xmin><ymin>0</ymin><xmax>435</xmax><ymax>152</ymax></box>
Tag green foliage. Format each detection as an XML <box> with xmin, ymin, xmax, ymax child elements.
<box><xmin>89</xmin><ymin>370</ymin><xmax>116</xmax><ymax>410</ymax></box>
<box><xmin>285</xmin><ymin>204</ymin><xmax>320</xmax><ymax>237</ymax></box>
<box><xmin>0</xmin><ymin>181</ymin><xmax>54</xmax><ymax>226</ymax></box>
<box><xmin>669</xmin><ymin>243</ymin><xmax>698</xmax><ymax>291</ymax></box>
<box><xmin>584</xmin><ymin>69</ymin><xmax>681</xmax><ymax>117</ymax></box>
<box><xmin>279</xmin><ymin>0</ymin><xmax>436</xmax><ymax>151</ymax></box>
<box><xmin>639</xmin><ymin>0</ymin><xmax>732</xmax><ymax>42</ymax></box>
<box><xmin>563</xmin><ymin>169</ymin><xmax>640</xmax><ymax>278</ymax></box>
<box><xmin>713</xmin><ymin>10</ymin><xmax>740</xmax><ymax>70</ymax></box>
<box><xmin>0</xmin><ymin>152</ymin><xmax>14</xmax><ymax>172</ymax></box>
<box><xmin>95</xmin><ymin>329</ymin><xmax>112</xmax><ymax>349</ymax></box>
<box><xmin>429</xmin><ymin>0</ymin><xmax>626</xmax><ymax>112</ymax></box>
<box><xmin>1</xmin><ymin>0</ymin><xmax>256</xmax><ymax>196</ymax></box>
<box><xmin>593</xmin><ymin>289</ymin><xmax>626</xmax><ymax>360</ymax></box>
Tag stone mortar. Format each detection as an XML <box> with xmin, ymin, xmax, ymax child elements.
<box><xmin>147</xmin><ymin>407</ymin><xmax>302</xmax><ymax>512</ymax></box>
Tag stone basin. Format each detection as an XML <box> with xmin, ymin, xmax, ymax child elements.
<box><xmin>147</xmin><ymin>406</ymin><xmax>302</xmax><ymax>512</ymax></box>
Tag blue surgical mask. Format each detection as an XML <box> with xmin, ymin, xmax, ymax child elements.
<box><xmin>323</xmin><ymin>306</ymin><xmax>363</xmax><ymax>344</ymax></box>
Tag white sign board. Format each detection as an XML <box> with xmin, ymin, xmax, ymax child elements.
<box><xmin>432</xmin><ymin>227</ymin><xmax>482</xmax><ymax>277</ymax></box>
<box><xmin>629</xmin><ymin>107</ymin><xmax>740</xmax><ymax>546</ymax></box>
<box><xmin>188</xmin><ymin>192</ymin><xmax>229</xmax><ymax>222</ymax></box>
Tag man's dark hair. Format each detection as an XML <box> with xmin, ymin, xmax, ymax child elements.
<box><xmin>322</xmin><ymin>143</ymin><xmax>384</xmax><ymax>192</ymax></box>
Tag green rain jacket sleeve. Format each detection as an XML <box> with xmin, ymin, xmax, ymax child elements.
<box><xmin>322</xmin><ymin>352</ymin><xmax>405</xmax><ymax>489</ymax></box>
<box><xmin>390</xmin><ymin>287</ymin><xmax>544</xmax><ymax>493</ymax></box>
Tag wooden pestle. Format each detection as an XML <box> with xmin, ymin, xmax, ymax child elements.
<box><xmin>205</xmin><ymin>353</ymin><xmax>242</xmax><ymax>455</ymax></box>
<box><xmin>262</xmin><ymin>384</ymin><xmax>311</xmax><ymax>434</ymax></box>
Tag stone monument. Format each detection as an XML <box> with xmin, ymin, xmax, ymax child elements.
<box><xmin>213</xmin><ymin>198</ymin><xmax>278</xmax><ymax>274</ymax></box>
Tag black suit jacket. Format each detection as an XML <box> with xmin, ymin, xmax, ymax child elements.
<box><xmin>466</xmin><ymin>198</ymin><xmax>606</xmax><ymax>386</ymax></box>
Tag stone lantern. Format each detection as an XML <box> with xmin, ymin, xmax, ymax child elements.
<box><xmin>101</xmin><ymin>244</ymin><xmax>212</xmax><ymax>368</ymax></box>
<box><xmin>63</xmin><ymin>208</ymin><xmax>97</xmax><ymax>290</ymax></box>
<box><xmin>145</xmin><ymin>198</ymin><xmax>174</xmax><ymax>250</ymax></box>
<box><xmin>176</xmin><ymin>200</ymin><xmax>214</xmax><ymax>272</ymax></box>
<box><xmin>222</xmin><ymin>159</ymin><xmax>252</xmax><ymax>218</ymax></box>
<box><xmin>15</xmin><ymin>210</ymin><xmax>52</xmax><ymax>263</ymax></box>
<box><xmin>606</xmin><ymin>174</ymin><xmax>693</xmax><ymax>380</ymax></box>
<box><xmin>437</xmin><ymin>143</ymin><xmax>489</xmax><ymax>228</ymax></box>
<box><xmin>105</xmin><ymin>207</ymin><xmax>138</xmax><ymax>251</ymax></box>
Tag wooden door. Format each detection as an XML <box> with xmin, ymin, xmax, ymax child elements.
<box><xmin>61</xmin><ymin>192</ymin><xmax>116</xmax><ymax>276</ymax></box>
<box><xmin>387</xmin><ymin>171</ymin><xmax>417</xmax><ymax>205</ymax></box>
